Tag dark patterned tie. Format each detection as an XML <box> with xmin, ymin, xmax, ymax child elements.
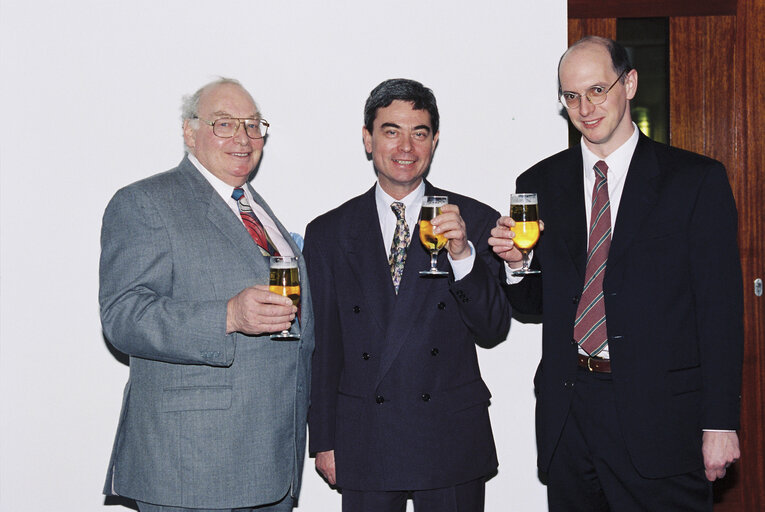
<box><xmin>232</xmin><ymin>187</ymin><xmax>280</xmax><ymax>257</ymax></box>
<box><xmin>574</xmin><ymin>160</ymin><xmax>611</xmax><ymax>356</ymax></box>
<box><xmin>388</xmin><ymin>202</ymin><xmax>410</xmax><ymax>294</ymax></box>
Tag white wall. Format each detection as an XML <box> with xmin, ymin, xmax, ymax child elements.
<box><xmin>0</xmin><ymin>1</ymin><xmax>568</xmax><ymax>510</ymax></box>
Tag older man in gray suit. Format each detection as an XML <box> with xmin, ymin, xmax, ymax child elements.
<box><xmin>99</xmin><ymin>78</ymin><xmax>313</xmax><ymax>512</ymax></box>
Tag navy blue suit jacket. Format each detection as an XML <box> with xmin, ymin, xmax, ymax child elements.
<box><xmin>506</xmin><ymin>134</ymin><xmax>744</xmax><ymax>478</ymax></box>
<box><xmin>304</xmin><ymin>181</ymin><xmax>511</xmax><ymax>491</ymax></box>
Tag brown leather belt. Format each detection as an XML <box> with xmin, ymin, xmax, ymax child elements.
<box><xmin>578</xmin><ymin>354</ymin><xmax>612</xmax><ymax>373</ymax></box>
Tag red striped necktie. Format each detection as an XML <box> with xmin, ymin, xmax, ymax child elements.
<box><xmin>232</xmin><ymin>187</ymin><xmax>280</xmax><ymax>257</ymax></box>
<box><xmin>574</xmin><ymin>160</ymin><xmax>611</xmax><ymax>356</ymax></box>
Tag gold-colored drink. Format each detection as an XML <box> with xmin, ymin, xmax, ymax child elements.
<box><xmin>510</xmin><ymin>203</ymin><xmax>540</xmax><ymax>250</ymax></box>
<box><xmin>419</xmin><ymin>206</ymin><xmax>448</xmax><ymax>252</ymax></box>
<box><xmin>269</xmin><ymin>267</ymin><xmax>300</xmax><ymax>307</ymax></box>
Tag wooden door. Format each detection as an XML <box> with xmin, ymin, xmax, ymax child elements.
<box><xmin>568</xmin><ymin>1</ymin><xmax>765</xmax><ymax>510</ymax></box>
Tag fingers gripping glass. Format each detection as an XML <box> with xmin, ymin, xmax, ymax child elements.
<box><xmin>559</xmin><ymin>70</ymin><xmax>626</xmax><ymax>109</ymax></box>
<box><xmin>269</xmin><ymin>256</ymin><xmax>300</xmax><ymax>341</ymax></box>
<box><xmin>195</xmin><ymin>117</ymin><xmax>269</xmax><ymax>139</ymax></box>
<box><xmin>510</xmin><ymin>193</ymin><xmax>541</xmax><ymax>276</ymax></box>
<box><xmin>418</xmin><ymin>196</ymin><xmax>449</xmax><ymax>277</ymax></box>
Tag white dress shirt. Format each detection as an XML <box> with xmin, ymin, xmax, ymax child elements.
<box><xmin>375</xmin><ymin>181</ymin><xmax>474</xmax><ymax>281</ymax></box>
<box><xmin>188</xmin><ymin>153</ymin><xmax>294</xmax><ymax>257</ymax></box>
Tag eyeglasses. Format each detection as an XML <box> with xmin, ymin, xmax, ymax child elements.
<box><xmin>559</xmin><ymin>70</ymin><xmax>627</xmax><ymax>109</ymax></box>
<box><xmin>194</xmin><ymin>117</ymin><xmax>269</xmax><ymax>139</ymax></box>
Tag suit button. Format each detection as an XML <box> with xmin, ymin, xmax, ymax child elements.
<box><xmin>421</xmin><ymin>393</ymin><xmax>431</xmax><ymax>402</ymax></box>
<box><xmin>563</xmin><ymin>380</ymin><xmax>575</xmax><ymax>388</ymax></box>
<box><xmin>438</xmin><ymin>302</ymin><xmax>446</xmax><ymax>310</ymax></box>
<box><xmin>462</xmin><ymin>297</ymin><xmax>469</xmax><ymax>303</ymax></box>
<box><xmin>353</xmin><ymin>305</ymin><xmax>361</xmax><ymax>313</ymax></box>
<box><xmin>375</xmin><ymin>395</ymin><xmax>385</xmax><ymax>404</ymax></box>
<box><xmin>572</xmin><ymin>296</ymin><xmax>580</xmax><ymax>304</ymax></box>
<box><xmin>571</xmin><ymin>339</ymin><xmax>578</xmax><ymax>346</ymax></box>
<box><xmin>431</xmin><ymin>348</ymin><xmax>439</xmax><ymax>356</ymax></box>
<box><xmin>362</xmin><ymin>352</ymin><xmax>370</xmax><ymax>360</ymax></box>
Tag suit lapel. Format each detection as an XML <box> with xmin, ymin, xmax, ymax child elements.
<box><xmin>548</xmin><ymin>149</ymin><xmax>588</xmax><ymax>279</ymax></box>
<box><xmin>344</xmin><ymin>187</ymin><xmax>395</xmax><ymax>333</ymax></box>
<box><xmin>247</xmin><ymin>184</ymin><xmax>313</xmax><ymax>334</ymax></box>
<box><xmin>178</xmin><ymin>159</ymin><xmax>268</xmax><ymax>271</ymax></box>
<box><xmin>608</xmin><ymin>135</ymin><xmax>660</xmax><ymax>268</ymax></box>
<box><xmin>376</xmin><ymin>182</ymin><xmax>440</xmax><ymax>386</ymax></box>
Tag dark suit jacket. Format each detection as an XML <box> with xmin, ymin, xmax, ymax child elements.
<box><xmin>304</xmin><ymin>181</ymin><xmax>511</xmax><ymax>491</ymax></box>
<box><xmin>506</xmin><ymin>134</ymin><xmax>744</xmax><ymax>479</ymax></box>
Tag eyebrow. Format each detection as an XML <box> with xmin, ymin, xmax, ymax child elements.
<box><xmin>211</xmin><ymin>110</ymin><xmax>259</xmax><ymax>119</ymax></box>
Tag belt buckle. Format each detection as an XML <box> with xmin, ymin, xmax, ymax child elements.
<box><xmin>586</xmin><ymin>356</ymin><xmax>594</xmax><ymax>372</ymax></box>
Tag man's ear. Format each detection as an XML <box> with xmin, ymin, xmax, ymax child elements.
<box><xmin>362</xmin><ymin>126</ymin><xmax>373</xmax><ymax>154</ymax></box>
<box><xmin>183</xmin><ymin>119</ymin><xmax>196</xmax><ymax>151</ymax></box>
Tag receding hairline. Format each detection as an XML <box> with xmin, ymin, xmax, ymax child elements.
<box><xmin>559</xmin><ymin>37</ymin><xmax>612</xmax><ymax>74</ymax></box>
<box><xmin>196</xmin><ymin>81</ymin><xmax>258</xmax><ymax>115</ymax></box>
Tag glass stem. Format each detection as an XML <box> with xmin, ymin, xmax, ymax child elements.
<box><xmin>521</xmin><ymin>250</ymin><xmax>530</xmax><ymax>271</ymax></box>
<box><xmin>431</xmin><ymin>251</ymin><xmax>439</xmax><ymax>270</ymax></box>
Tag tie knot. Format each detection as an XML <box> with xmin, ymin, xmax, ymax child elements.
<box><xmin>232</xmin><ymin>187</ymin><xmax>245</xmax><ymax>201</ymax></box>
<box><xmin>391</xmin><ymin>201</ymin><xmax>406</xmax><ymax>220</ymax></box>
<box><xmin>594</xmin><ymin>160</ymin><xmax>609</xmax><ymax>180</ymax></box>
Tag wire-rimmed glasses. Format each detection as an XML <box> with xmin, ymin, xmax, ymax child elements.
<box><xmin>194</xmin><ymin>117</ymin><xmax>269</xmax><ymax>139</ymax></box>
<box><xmin>559</xmin><ymin>70</ymin><xmax>626</xmax><ymax>109</ymax></box>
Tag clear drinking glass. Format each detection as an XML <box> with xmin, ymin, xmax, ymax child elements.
<box><xmin>269</xmin><ymin>256</ymin><xmax>301</xmax><ymax>340</ymax></box>
<box><xmin>418</xmin><ymin>196</ymin><xmax>449</xmax><ymax>276</ymax></box>
<box><xmin>510</xmin><ymin>193</ymin><xmax>541</xmax><ymax>276</ymax></box>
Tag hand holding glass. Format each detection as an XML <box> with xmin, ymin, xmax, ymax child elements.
<box><xmin>269</xmin><ymin>256</ymin><xmax>301</xmax><ymax>340</ymax></box>
<box><xmin>419</xmin><ymin>196</ymin><xmax>449</xmax><ymax>276</ymax></box>
<box><xmin>510</xmin><ymin>193</ymin><xmax>541</xmax><ymax>276</ymax></box>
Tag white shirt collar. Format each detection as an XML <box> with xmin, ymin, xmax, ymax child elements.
<box><xmin>187</xmin><ymin>152</ymin><xmax>247</xmax><ymax>199</ymax></box>
<box><xmin>580</xmin><ymin>123</ymin><xmax>639</xmax><ymax>181</ymax></box>
<box><xmin>375</xmin><ymin>180</ymin><xmax>426</xmax><ymax>217</ymax></box>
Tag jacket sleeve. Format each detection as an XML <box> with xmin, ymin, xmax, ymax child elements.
<box><xmin>688</xmin><ymin>162</ymin><xmax>743</xmax><ymax>429</ymax></box>
<box><xmin>303</xmin><ymin>220</ymin><xmax>341</xmax><ymax>453</ymax></box>
<box><xmin>99</xmin><ymin>185</ymin><xmax>235</xmax><ymax>366</ymax></box>
<box><xmin>449</xmin><ymin>207</ymin><xmax>512</xmax><ymax>346</ymax></box>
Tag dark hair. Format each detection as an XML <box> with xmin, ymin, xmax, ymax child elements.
<box><xmin>363</xmin><ymin>78</ymin><xmax>439</xmax><ymax>134</ymax></box>
<box><xmin>558</xmin><ymin>36</ymin><xmax>634</xmax><ymax>90</ymax></box>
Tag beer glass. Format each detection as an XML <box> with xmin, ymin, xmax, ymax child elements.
<box><xmin>418</xmin><ymin>196</ymin><xmax>449</xmax><ymax>276</ymax></box>
<box><xmin>269</xmin><ymin>256</ymin><xmax>301</xmax><ymax>340</ymax></box>
<box><xmin>510</xmin><ymin>193</ymin><xmax>541</xmax><ymax>276</ymax></box>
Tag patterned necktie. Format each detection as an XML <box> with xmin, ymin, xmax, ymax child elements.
<box><xmin>232</xmin><ymin>187</ymin><xmax>280</xmax><ymax>257</ymax></box>
<box><xmin>574</xmin><ymin>160</ymin><xmax>611</xmax><ymax>356</ymax></box>
<box><xmin>388</xmin><ymin>202</ymin><xmax>410</xmax><ymax>294</ymax></box>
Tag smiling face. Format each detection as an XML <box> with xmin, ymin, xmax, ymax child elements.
<box><xmin>362</xmin><ymin>100</ymin><xmax>439</xmax><ymax>199</ymax></box>
<box><xmin>559</xmin><ymin>42</ymin><xmax>638</xmax><ymax>158</ymax></box>
<box><xmin>183</xmin><ymin>82</ymin><xmax>263</xmax><ymax>187</ymax></box>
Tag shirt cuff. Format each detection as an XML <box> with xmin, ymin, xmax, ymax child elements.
<box><xmin>448</xmin><ymin>241</ymin><xmax>475</xmax><ymax>281</ymax></box>
<box><xmin>504</xmin><ymin>250</ymin><xmax>533</xmax><ymax>284</ymax></box>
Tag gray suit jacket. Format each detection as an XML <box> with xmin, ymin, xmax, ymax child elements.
<box><xmin>99</xmin><ymin>156</ymin><xmax>314</xmax><ymax>509</ymax></box>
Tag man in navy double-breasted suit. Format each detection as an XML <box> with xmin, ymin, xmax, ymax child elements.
<box><xmin>489</xmin><ymin>37</ymin><xmax>743</xmax><ymax>511</ymax></box>
<box><xmin>304</xmin><ymin>79</ymin><xmax>511</xmax><ymax>512</ymax></box>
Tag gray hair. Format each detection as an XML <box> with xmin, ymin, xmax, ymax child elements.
<box><xmin>181</xmin><ymin>77</ymin><xmax>258</xmax><ymax>153</ymax></box>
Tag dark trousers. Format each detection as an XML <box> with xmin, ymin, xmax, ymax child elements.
<box><xmin>341</xmin><ymin>477</ymin><xmax>485</xmax><ymax>512</ymax></box>
<box><xmin>547</xmin><ymin>367</ymin><xmax>712</xmax><ymax>512</ymax></box>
